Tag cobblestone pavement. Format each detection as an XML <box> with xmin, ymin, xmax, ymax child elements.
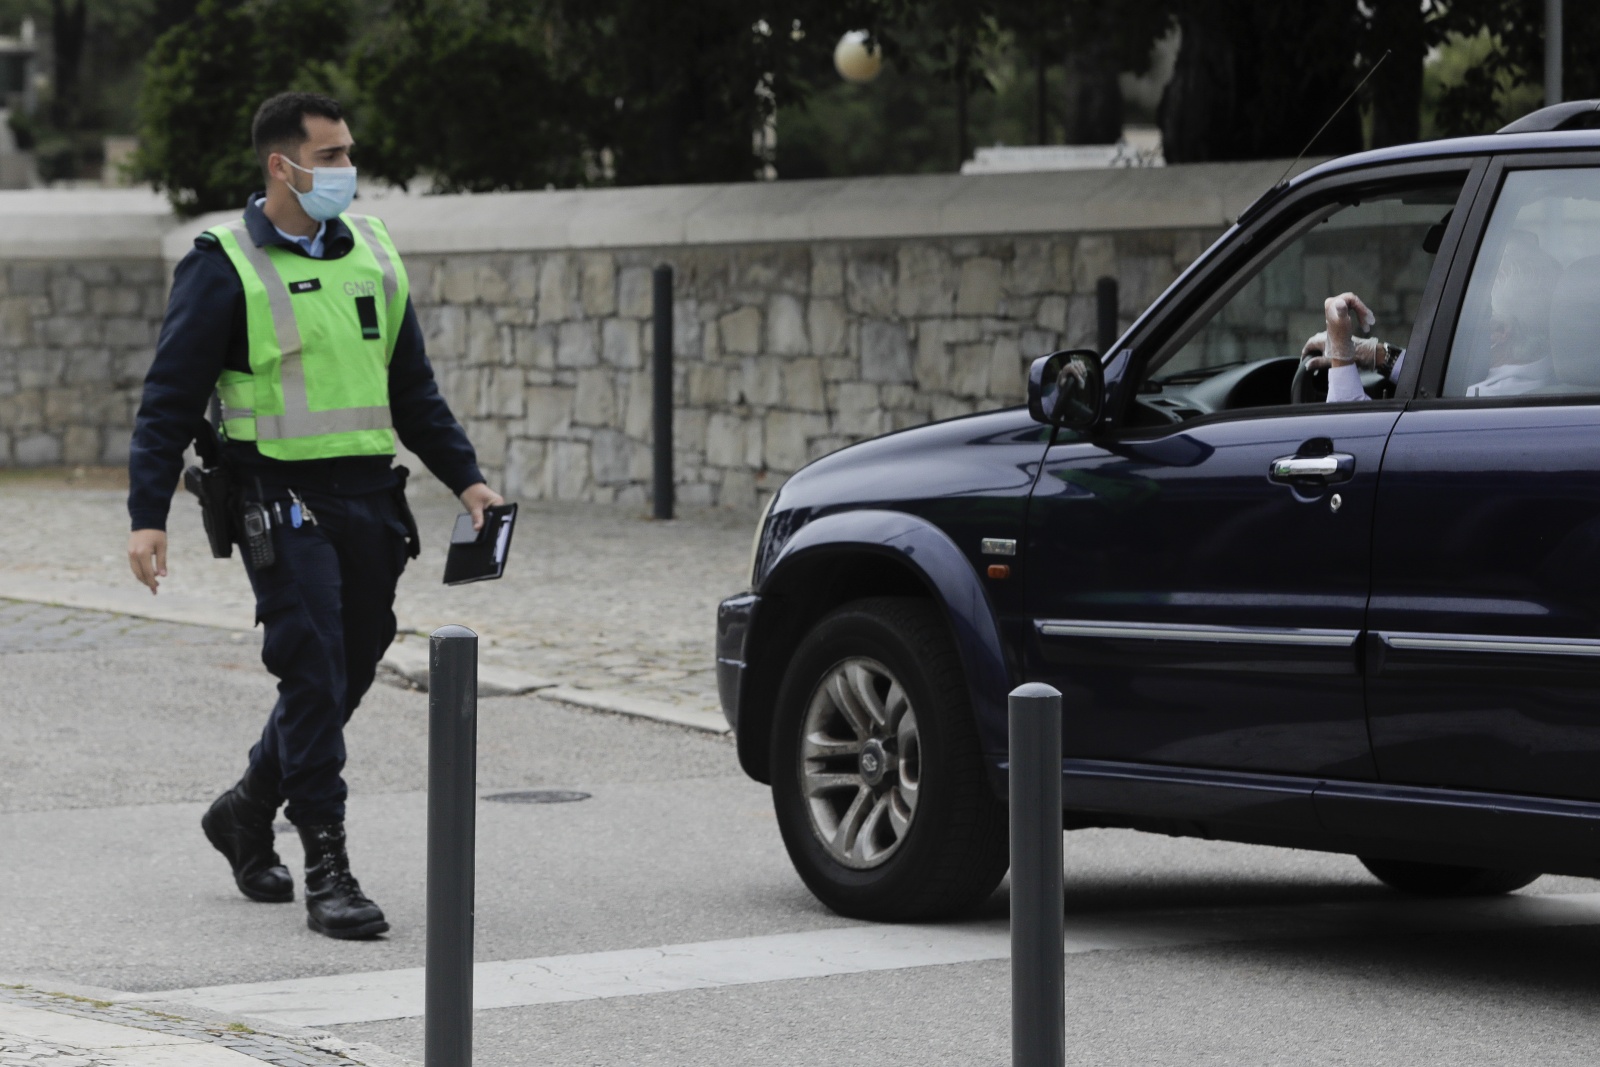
<box><xmin>0</xmin><ymin>598</ymin><xmax>238</xmax><ymax>655</ymax></box>
<box><xmin>0</xmin><ymin>985</ymin><xmax>397</xmax><ymax>1067</ymax></box>
<box><xmin>0</xmin><ymin>480</ymin><xmax>756</xmax><ymax>712</ymax></box>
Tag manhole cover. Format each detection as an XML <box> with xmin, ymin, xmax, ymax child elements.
<box><xmin>485</xmin><ymin>790</ymin><xmax>591</xmax><ymax>804</ymax></box>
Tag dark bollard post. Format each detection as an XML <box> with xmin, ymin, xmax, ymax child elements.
<box><xmin>427</xmin><ymin>625</ymin><xmax>478</xmax><ymax>1067</ymax></box>
<box><xmin>652</xmin><ymin>264</ymin><xmax>675</xmax><ymax>521</ymax></box>
<box><xmin>1095</xmin><ymin>275</ymin><xmax>1119</xmax><ymax>356</ymax></box>
<box><xmin>1010</xmin><ymin>682</ymin><xmax>1064</xmax><ymax>1067</ymax></box>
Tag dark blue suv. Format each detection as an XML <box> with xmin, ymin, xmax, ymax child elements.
<box><xmin>718</xmin><ymin>102</ymin><xmax>1600</xmax><ymax>921</ymax></box>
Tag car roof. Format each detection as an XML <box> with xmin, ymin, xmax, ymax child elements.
<box><xmin>1293</xmin><ymin>128</ymin><xmax>1600</xmax><ymax>189</ymax></box>
<box><xmin>1225</xmin><ymin>125</ymin><xmax>1600</xmax><ymax>229</ymax></box>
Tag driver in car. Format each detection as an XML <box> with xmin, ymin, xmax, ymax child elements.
<box><xmin>1301</xmin><ymin>232</ymin><xmax>1558</xmax><ymax>401</ymax></box>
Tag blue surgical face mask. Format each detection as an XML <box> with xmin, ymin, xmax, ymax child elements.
<box><xmin>283</xmin><ymin>157</ymin><xmax>357</xmax><ymax>221</ymax></box>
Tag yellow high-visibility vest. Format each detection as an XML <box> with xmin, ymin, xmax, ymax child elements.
<box><xmin>208</xmin><ymin>213</ymin><xmax>409</xmax><ymax>460</ymax></box>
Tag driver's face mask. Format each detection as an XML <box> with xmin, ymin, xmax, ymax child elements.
<box><xmin>281</xmin><ymin>156</ymin><xmax>357</xmax><ymax>221</ymax></box>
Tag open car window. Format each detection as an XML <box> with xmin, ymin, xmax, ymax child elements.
<box><xmin>1126</xmin><ymin>181</ymin><xmax>1465</xmax><ymax>427</ymax></box>
<box><xmin>1441</xmin><ymin>167</ymin><xmax>1600</xmax><ymax>399</ymax></box>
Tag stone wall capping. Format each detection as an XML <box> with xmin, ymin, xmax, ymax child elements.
<box><xmin>149</xmin><ymin>159</ymin><xmax>1307</xmax><ymax>262</ymax></box>
<box><xmin>0</xmin><ymin>189</ymin><xmax>174</xmax><ymax>260</ymax></box>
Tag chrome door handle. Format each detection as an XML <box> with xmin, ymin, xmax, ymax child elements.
<box><xmin>1269</xmin><ymin>453</ymin><xmax>1354</xmax><ymax>483</ymax></box>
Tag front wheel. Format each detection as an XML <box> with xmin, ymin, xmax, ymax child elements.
<box><xmin>771</xmin><ymin>597</ymin><xmax>1009</xmax><ymax>921</ymax></box>
<box><xmin>1359</xmin><ymin>856</ymin><xmax>1539</xmax><ymax>897</ymax></box>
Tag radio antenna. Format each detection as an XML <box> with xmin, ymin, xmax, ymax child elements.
<box><xmin>1274</xmin><ymin>49</ymin><xmax>1391</xmax><ymax>190</ymax></box>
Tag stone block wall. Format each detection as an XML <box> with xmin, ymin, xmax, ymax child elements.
<box><xmin>0</xmin><ymin>259</ymin><xmax>165</xmax><ymax>467</ymax></box>
<box><xmin>408</xmin><ymin>228</ymin><xmax>1218</xmax><ymax>509</ymax></box>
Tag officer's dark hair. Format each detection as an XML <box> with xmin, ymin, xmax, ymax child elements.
<box><xmin>251</xmin><ymin>92</ymin><xmax>344</xmax><ymax>177</ymax></box>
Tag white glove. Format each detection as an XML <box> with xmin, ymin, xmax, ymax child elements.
<box><xmin>1301</xmin><ymin>292</ymin><xmax>1380</xmax><ymax>370</ymax></box>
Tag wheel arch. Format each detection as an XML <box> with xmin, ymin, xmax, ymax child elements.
<box><xmin>736</xmin><ymin>509</ymin><xmax>1012</xmax><ymax>784</ymax></box>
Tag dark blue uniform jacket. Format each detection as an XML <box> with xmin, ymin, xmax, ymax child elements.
<box><xmin>128</xmin><ymin>196</ymin><xmax>484</xmax><ymax>531</ymax></box>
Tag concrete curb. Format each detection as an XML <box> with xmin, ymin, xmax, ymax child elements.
<box><xmin>379</xmin><ymin>637</ymin><xmax>556</xmax><ymax>696</ymax></box>
<box><xmin>537</xmin><ymin>685</ymin><xmax>730</xmax><ymax>735</ymax></box>
<box><xmin>0</xmin><ymin>587</ymin><xmax>730</xmax><ymax>737</ymax></box>
<box><xmin>0</xmin><ymin>977</ymin><xmax>419</xmax><ymax>1067</ymax></box>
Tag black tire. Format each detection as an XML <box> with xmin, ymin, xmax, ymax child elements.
<box><xmin>770</xmin><ymin>596</ymin><xmax>1009</xmax><ymax>921</ymax></box>
<box><xmin>1358</xmin><ymin>856</ymin><xmax>1540</xmax><ymax>897</ymax></box>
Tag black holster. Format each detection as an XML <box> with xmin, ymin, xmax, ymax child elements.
<box><xmin>183</xmin><ymin>462</ymin><xmax>238</xmax><ymax>559</ymax></box>
<box><xmin>393</xmin><ymin>465</ymin><xmax>421</xmax><ymax>560</ymax></box>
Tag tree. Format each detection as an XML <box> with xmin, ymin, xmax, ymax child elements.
<box><xmin>48</xmin><ymin>0</ymin><xmax>85</xmax><ymax>130</ymax></box>
<box><xmin>134</xmin><ymin>0</ymin><xmax>351</xmax><ymax>215</ymax></box>
<box><xmin>348</xmin><ymin>0</ymin><xmax>590</xmax><ymax>193</ymax></box>
<box><xmin>896</xmin><ymin>0</ymin><xmax>996</xmax><ymax>165</ymax></box>
<box><xmin>539</xmin><ymin>0</ymin><xmax>886</xmax><ymax>186</ymax></box>
<box><xmin>1158</xmin><ymin>1</ymin><xmax>1364</xmax><ymax>163</ymax></box>
<box><xmin>1427</xmin><ymin>0</ymin><xmax>1600</xmax><ymax>136</ymax></box>
<box><xmin>773</xmin><ymin>18</ymin><xmax>976</xmax><ymax>179</ymax></box>
<box><xmin>1362</xmin><ymin>0</ymin><xmax>1436</xmax><ymax>148</ymax></box>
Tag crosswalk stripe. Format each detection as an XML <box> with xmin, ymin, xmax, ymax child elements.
<box><xmin>121</xmin><ymin>891</ymin><xmax>1600</xmax><ymax>1027</ymax></box>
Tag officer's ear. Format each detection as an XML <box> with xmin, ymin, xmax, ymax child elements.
<box><xmin>264</xmin><ymin>148</ymin><xmax>301</xmax><ymax>187</ymax></box>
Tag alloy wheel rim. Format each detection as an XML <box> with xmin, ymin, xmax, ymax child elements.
<box><xmin>798</xmin><ymin>657</ymin><xmax>921</xmax><ymax>870</ymax></box>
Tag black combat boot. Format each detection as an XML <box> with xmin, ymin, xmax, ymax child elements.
<box><xmin>201</xmin><ymin>770</ymin><xmax>293</xmax><ymax>903</ymax></box>
<box><xmin>298</xmin><ymin>823</ymin><xmax>389</xmax><ymax>939</ymax></box>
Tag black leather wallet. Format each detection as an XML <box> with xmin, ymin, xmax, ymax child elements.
<box><xmin>442</xmin><ymin>503</ymin><xmax>517</xmax><ymax>585</ymax></box>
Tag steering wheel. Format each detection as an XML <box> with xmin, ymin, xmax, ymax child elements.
<box><xmin>1290</xmin><ymin>358</ymin><xmax>1328</xmax><ymax>404</ymax></box>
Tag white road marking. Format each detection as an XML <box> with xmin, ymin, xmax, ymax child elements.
<box><xmin>121</xmin><ymin>892</ymin><xmax>1600</xmax><ymax>1027</ymax></box>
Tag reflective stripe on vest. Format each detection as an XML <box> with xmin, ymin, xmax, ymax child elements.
<box><xmin>347</xmin><ymin>214</ymin><xmax>400</xmax><ymax>311</ymax></box>
<box><xmin>208</xmin><ymin>214</ymin><xmax>409</xmax><ymax>460</ymax></box>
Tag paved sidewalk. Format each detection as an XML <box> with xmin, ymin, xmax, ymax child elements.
<box><xmin>0</xmin><ymin>474</ymin><xmax>756</xmax><ymax>722</ymax></box>
<box><xmin>0</xmin><ymin>984</ymin><xmax>411</xmax><ymax>1067</ymax></box>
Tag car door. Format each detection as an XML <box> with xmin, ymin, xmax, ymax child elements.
<box><xmin>1367</xmin><ymin>156</ymin><xmax>1600</xmax><ymax>802</ymax></box>
<box><xmin>1026</xmin><ymin>162</ymin><xmax>1480</xmax><ymax>781</ymax></box>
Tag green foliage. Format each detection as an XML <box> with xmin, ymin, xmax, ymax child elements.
<box><xmin>1422</xmin><ymin>28</ymin><xmax>1542</xmax><ymax>140</ymax></box>
<box><xmin>348</xmin><ymin>0</ymin><xmax>589</xmax><ymax>193</ymax></box>
<box><xmin>109</xmin><ymin>0</ymin><xmax>1600</xmax><ymax>205</ymax></box>
<box><xmin>775</xmin><ymin>20</ymin><xmax>1037</xmax><ymax>179</ymax></box>
<box><xmin>339</xmin><ymin>0</ymin><xmax>890</xmax><ymax>191</ymax></box>
<box><xmin>539</xmin><ymin>0</ymin><xmax>885</xmax><ymax>185</ymax></box>
<box><xmin>133</xmin><ymin>0</ymin><xmax>350</xmax><ymax>216</ymax></box>
<box><xmin>1425</xmin><ymin>0</ymin><xmax>1600</xmax><ymax>137</ymax></box>
<box><xmin>774</xmin><ymin>31</ymin><xmax>966</xmax><ymax>179</ymax></box>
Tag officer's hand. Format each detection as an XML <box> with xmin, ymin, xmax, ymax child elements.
<box><xmin>128</xmin><ymin>529</ymin><xmax>168</xmax><ymax>595</ymax></box>
<box><xmin>460</xmin><ymin>483</ymin><xmax>505</xmax><ymax>532</ymax></box>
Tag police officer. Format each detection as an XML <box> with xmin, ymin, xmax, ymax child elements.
<box><xmin>126</xmin><ymin>92</ymin><xmax>502</xmax><ymax>940</ymax></box>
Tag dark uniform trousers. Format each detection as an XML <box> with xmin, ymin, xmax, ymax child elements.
<box><xmin>240</xmin><ymin>486</ymin><xmax>411</xmax><ymax>826</ymax></box>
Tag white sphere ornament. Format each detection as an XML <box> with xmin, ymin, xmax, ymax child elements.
<box><xmin>834</xmin><ymin>31</ymin><xmax>883</xmax><ymax>84</ymax></box>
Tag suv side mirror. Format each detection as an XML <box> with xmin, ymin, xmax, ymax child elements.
<box><xmin>1027</xmin><ymin>349</ymin><xmax>1104</xmax><ymax>431</ymax></box>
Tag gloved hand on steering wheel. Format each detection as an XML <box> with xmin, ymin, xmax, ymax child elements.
<box><xmin>1300</xmin><ymin>293</ymin><xmax>1389</xmax><ymax>372</ymax></box>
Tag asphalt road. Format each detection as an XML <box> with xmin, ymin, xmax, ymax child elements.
<box><xmin>6</xmin><ymin>600</ymin><xmax>1600</xmax><ymax>1065</ymax></box>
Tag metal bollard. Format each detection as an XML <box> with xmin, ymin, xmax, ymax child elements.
<box><xmin>426</xmin><ymin>625</ymin><xmax>478</xmax><ymax>1067</ymax></box>
<box><xmin>1095</xmin><ymin>275</ymin><xmax>1119</xmax><ymax>356</ymax></box>
<box><xmin>1010</xmin><ymin>682</ymin><xmax>1064</xmax><ymax>1067</ymax></box>
<box><xmin>652</xmin><ymin>264</ymin><xmax>675</xmax><ymax>521</ymax></box>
